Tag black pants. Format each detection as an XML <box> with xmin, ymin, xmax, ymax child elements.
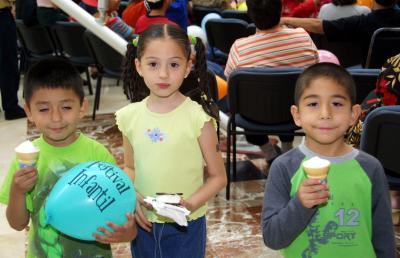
<box><xmin>0</xmin><ymin>8</ymin><xmax>20</xmax><ymax>113</ymax></box>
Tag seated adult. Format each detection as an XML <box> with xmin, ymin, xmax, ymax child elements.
<box><xmin>281</xmin><ymin>0</ymin><xmax>400</xmax><ymax>66</ymax></box>
<box><xmin>224</xmin><ymin>0</ymin><xmax>319</xmax><ymax>166</ymax></box>
<box><xmin>122</xmin><ymin>0</ymin><xmax>147</xmax><ymax>28</ymax></box>
<box><xmin>318</xmin><ymin>0</ymin><xmax>371</xmax><ymax>20</ymax></box>
<box><xmin>166</xmin><ymin>0</ymin><xmax>189</xmax><ymax>31</ymax></box>
<box><xmin>135</xmin><ymin>0</ymin><xmax>178</xmax><ymax>34</ymax></box>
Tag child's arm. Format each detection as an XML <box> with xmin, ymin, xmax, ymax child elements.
<box><xmin>93</xmin><ymin>213</ymin><xmax>137</xmax><ymax>243</ymax></box>
<box><xmin>122</xmin><ymin>135</ymin><xmax>153</xmax><ymax>232</ymax></box>
<box><xmin>370</xmin><ymin>162</ymin><xmax>396</xmax><ymax>257</ymax></box>
<box><xmin>262</xmin><ymin>160</ymin><xmax>328</xmax><ymax>250</ymax></box>
<box><xmin>6</xmin><ymin>167</ymin><xmax>37</xmax><ymax>230</ymax></box>
<box><xmin>180</xmin><ymin>121</ymin><xmax>227</xmax><ymax>212</ymax></box>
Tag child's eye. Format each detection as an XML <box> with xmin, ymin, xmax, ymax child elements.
<box><xmin>332</xmin><ymin>102</ymin><xmax>344</xmax><ymax>107</ymax></box>
<box><xmin>148</xmin><ymin>62</ymin><xmax>158</xmax><ymax>68</ymax></box>
<box><xmin>170</xmin><ymin>63</ymin><xmax>180</xmax><ymax>69</ymax></box>
<box><xmin>62</xmin><ymin>106</ymin><xmax>72</xmax><ymax>110</ymax></box>
<box><xmin>39</xmin><ymin>108</ymin><xmax>49</xmax><ymax>112</ymax></box>
<box><xmin>306</xmin><ymin>102</ymin><xmax>318</xmax><ymax>107</ymax></box>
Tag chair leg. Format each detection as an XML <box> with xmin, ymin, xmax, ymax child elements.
<box><xmin>92</xmin><ymin>75</ymin><xmax>102</xmax><ymax>120</ymax></box>
<box><xmin>233</xmin><ymin>133</ymin><xmax>237</xmax><ymax>182</ymax></box>
<box><xmin>85</xmin><ymin>68</ymin><xmax>93</xmax><ymax>95</ymax></box>
<box><xmin>226</xmin><ymin>120</ymin><xmax>232</xmax><ymax>200</ymax></box>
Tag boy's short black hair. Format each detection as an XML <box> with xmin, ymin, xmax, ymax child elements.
<box><xmin>294</xmin><ymin>62</ymin><xmax>356</xmax><ymax>105</ymax></box>
<box><xmin>24</xmin><ymin>58</ymin><xmax>84</xmax><ymax>106</ymax></box>
<box><xmin>246</xmin><ymin>0</ymin><xmax>281</xmax><ymax>30</ymax></box>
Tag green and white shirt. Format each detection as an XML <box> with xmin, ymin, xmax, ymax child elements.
<box><xmin>0</xmin><ymin>134</ymin><xmax>115</xmax><ymax>258</ymax></box>
<box><xmin>262</xmin><ymin>144</ymin><xmax>395</xmax><ymax>258</ymax></box>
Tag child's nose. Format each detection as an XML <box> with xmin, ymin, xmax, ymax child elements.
<box><xmin>320</xmin><ymin>104</ymin><xmax>332</xmax><ymax>119</ymax></box>
<box><xmin>51</xmin><ymin>109</ymin><xmax>62</xmax><ymax>122</ymax></box>
<box><xmin>159</xmin><ymin>65</ymin><xmax>168</xmax><ymax>78</ymax></box>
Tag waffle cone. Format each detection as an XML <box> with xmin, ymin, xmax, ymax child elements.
<box><xmin>303</xmin><ymin>166</ymin><xmax>329</xmax><ymax>179</ymax></box>
<box><xmin>16</xmin><ymin>151</ymin><xmax>39</xmax><ymax>166</ymax></box>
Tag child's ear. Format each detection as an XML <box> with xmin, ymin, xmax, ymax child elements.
<box><xmin>134</xmin><ymin>58</ymin><xmax>142</xmax><ymax>77</ymax></box>
<box><xmin>23</xmin><ymin>103</ymin><xmax>34</xmax><ymax>123</ymax></box>
<box><xmin>79</xmin><ymin>98</ymin><xmax>89</xmax><ymax>118</ymax></box>
<box><xmin>184</xmin><ymin>59</ymin><xmax>192</xmax><ymax>78</ymax></box>
<box><xmin>350</xmin><ymin>104</ymin><xmax>362</xmax><ymax>126</ymax></box>
<box><xmin>290</xmin><ymin>105</ymin><xmax>302</xmax><ymax>127</ymax></box>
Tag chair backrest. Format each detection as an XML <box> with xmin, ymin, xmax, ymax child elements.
<box><xmin>205</xmin><ymin>18</ymin><xmax>250</xmax><ymax>54</ymax></box>
<box><xmin>228</xmin><ymin>67</ymin><xmax>303</xmax><ymax>124</ymax></box>
<box><xmin>84</xmin><ymin>30</ymin><xmax>124</xmax><ymax>75</ymax></box>
<box><xmin>365</xmin><ymin>27</ymin><xmax>400</xmax><ymax>69</ymax></box>
<box><xmin>15</xmin><ymin>19</ymin><xmax>57</xmax><ymax>58</ymax></box>
<box><xmin>52</xmin><ymin>22</ymin><xmax>93</xmax><ymax>64</ymax></box>
<box><xmin>360</xmin><ymin>106</ymin><xmax>400</xmax><ymax>179</ymax></box>
<box><xmin>347</xmin><ymin>68</ymin><xmax>380</xmax><ymax>104</ymax></box>
<box><xmin>310</xmin><ymin>33</ymin><xmax>363</xmax><ymax>68</ymax></box>
<box><xmin>221</xmin><ymin>10</ymin><xmax>252</xmax><ymax>23</ymax></box>
<box><xmin>191</xmin><ymin>5</ymin><xmax>222</xmax><ymax>26</ymax></box>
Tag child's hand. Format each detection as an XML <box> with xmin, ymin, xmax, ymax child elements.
<box><xmin>298</xmin><ymin>179</ymin><xmax>330</xmax><ymax>208</ymax></box>
<box><xmin>135</xmin><ymin>193</ymin><xmax>152</xmax><ymax>232</ymax></box>
<box><xmin>93</xmin><ymin>213</ymin><xmax>137</xmax><ymax>244</ymax></box>
<box><xmin>179</xmin><ymin>198</ymin><xmax>194</xmax><ymax>212</ymax></box>
<box><xmin>10</xmin><ymin>167</ymin><xmax>38</xmax><ymax>195</ymax></box>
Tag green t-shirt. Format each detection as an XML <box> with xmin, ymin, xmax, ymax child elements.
<box><xmin>116</xmin><ymin>97</ymin><xmax>215</xmax><ymax>222</ymax></box>
<box><xmin>0</xmin><ymin>133</ymin><xmax>116</xmax><ymax>258</ymax></box>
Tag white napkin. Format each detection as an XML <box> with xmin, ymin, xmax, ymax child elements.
<box><xmin>144</xmin><ymin>197</ymin><xmax>191</xmax><ymax>226</ymax></box>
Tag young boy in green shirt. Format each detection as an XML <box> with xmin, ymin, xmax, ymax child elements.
<box><xmin>0</xmin><ymin>58</ymin><xmax>136</xmax><ymax>258</ymax></box>
<box><xmin>262</xmin><ymin>63</ymin><xmax>396</xmax><ymax>257</ymax></box>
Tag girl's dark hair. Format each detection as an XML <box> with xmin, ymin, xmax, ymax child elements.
<box><xmin>122</xmin><ymin>24</ymin><xmax>219</xmax><ymax>120</ymax></box>
<box><xmin>24</xmin><ymin>58</ymin><xmax>84</xmax><ymax>107</ymax></box>
<box><xmin>294</xmin><ymin>62</ymin><xmax>356</xmax><ymax>106</ymax></box>
<box><xmin>332</xmin><ymin>0</ymin><xmax>356</xmax><ymax>6</ymax></box>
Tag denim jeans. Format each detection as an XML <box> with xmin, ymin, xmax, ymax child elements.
<box><xmin>131</xmin><ymin>216</ymin><xmax>206</xmax><ymax>258</ymax></box>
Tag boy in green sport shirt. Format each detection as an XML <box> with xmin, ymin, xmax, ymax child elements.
<box><xmin>262</xmin><ymin>63</ymin><xmax>396</xmax><ymax>258</ymax></box>
<box><xmin>0</xmin><ymin>58</ymin><xmax>136</xmax><ymax>258</ymax></box>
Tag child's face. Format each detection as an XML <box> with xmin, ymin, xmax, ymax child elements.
<box><xmin>24</xmin><ymin>88</ymin><xmax>88</xmax><ymax>147</ymax></box>
<box><xmin>135</xmin><ymin>38</ymin><xmax>192</xmax><ymax>101</ymax></box>
<box><xmin>291</xmin><ymin>77</ymin><xmax>361</xmax><ymax>153</ymax></box>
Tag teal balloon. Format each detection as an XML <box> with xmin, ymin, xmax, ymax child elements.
<box><xmin>44</xmin><ymin>161</ymin><xmax>136</xmax><ymax>241</ymax></box>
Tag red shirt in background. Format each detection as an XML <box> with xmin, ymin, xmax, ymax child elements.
<box><xmin>122</xmin><ymin>1</ymin><xmax>147</xmax><ymax>28</ymax></box>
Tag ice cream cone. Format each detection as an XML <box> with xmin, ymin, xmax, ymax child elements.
<box><xmin>15</xmin><ymin>140</ymin><xmax>40</xmax><ymax>168</ymax></box>
<box><xmin>303</xmin><ymin>157</ymin><xmax>330</xmax><ymax>183</ymax></box>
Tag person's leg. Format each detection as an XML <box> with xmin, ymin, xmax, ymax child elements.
<box><xmin>158</xmin><ymin>217</ymin><xmax>206</xmax><ymax>258</ymax></box>
<box><xmin>279</xmin><ymin>135</ymin><xmax>294</xmax><ymax>153</ymax></box>
<box><xmin>131</xmin><ymin>224</ymin><xmax>157</xmax><ymax>258</ymax></box>
<box><xmin>245</xmin><ymin>135</ymin><xmax>281</xmax><ymax>161</ymax></box>
<box><xmin>0</xmin><ymin>8</ymin><xmax>25</xmax><ymax>120</ymax></box>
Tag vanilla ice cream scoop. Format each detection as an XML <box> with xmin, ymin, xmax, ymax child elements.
<box><xmin>15</xmin><ymin>140</ymin><xmax>40</xmax><ymax>168</ymax></box>
<box><xmin>303</xmin><ymin>156</ymin><xmax>330</xmax><ymax>182</ymax></box>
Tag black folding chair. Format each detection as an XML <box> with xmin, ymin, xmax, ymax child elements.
<box><xmin>191</xmin><ymin>5</ymin><xmax>221</xmax><ymax>26</ymax></box>
<box><xmin>221</xmin><ymin>10</ymin><xmax>252</xmax><ymax>23</ymax></box>
<box><xmin>364</xmin><ymin>27</ymin><xmax>400</xmax><ymax>69</ymax></box>
<box><xmin>347</xmin><ymin>68</ymin><xmax>380</xmax><ymax>104</ymax></box>
<box><xmin>360</xmin><ymin>106</ymin><xmax>400</xmax><ymax>189</ymax></box>
<box><xmin>205</xmin><ymin>18</ymin><xmax>251</xmax><ymax>64</ymax></box>
<box><xmin>52</xmin><ymin>21</ymin><xmax>95</xmax><ymax>95</ymax></box>
<box><xmin>84</xmin><ymin>30</ymin><xmax>124</xmax><ymax>120</ymax></box>
<box><xmin>225</xmin><ymin>67</ymin><xmax>304</xmax><ymax>199</ymax></box>
<box><xmin>15</xmin><ymin>19</ymin><xmax>59</xmax><ymax>70</ymax></box>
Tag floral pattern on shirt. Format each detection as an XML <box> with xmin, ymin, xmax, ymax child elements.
<box><xmin>146</xmin><ymin>128</ymin><xmax>165</xmax><ymax>143</ymax></box>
